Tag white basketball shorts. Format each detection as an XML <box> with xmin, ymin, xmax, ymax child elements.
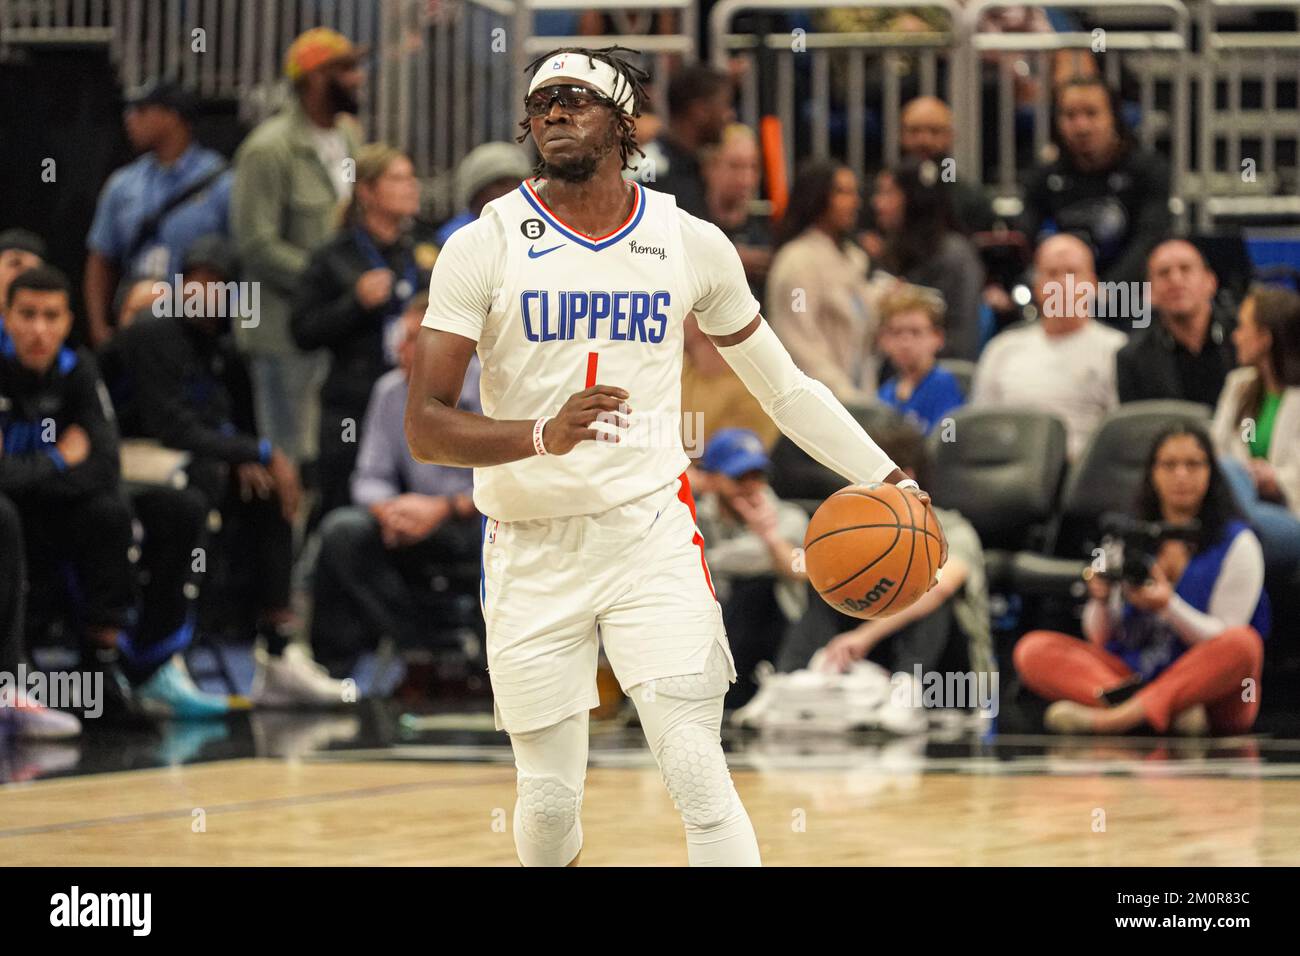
<box><xmin>478</xmin><ymin>471</ymin><xmax>737</xmax><ymax>734</ymax></box>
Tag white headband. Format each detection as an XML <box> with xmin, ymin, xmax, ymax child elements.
<box><xmin>527</xmin><ymin>52</ymin><xmax>636</xmax><ymax>115</ymax></box>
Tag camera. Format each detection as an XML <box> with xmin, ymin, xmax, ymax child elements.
<box><xmin>1093</xmin><ymin>513</ymin><xmax>1201</xmax><ymax>586</ymax></box>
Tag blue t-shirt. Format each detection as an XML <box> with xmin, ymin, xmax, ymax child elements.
<box><xmin>1107</xmin><ymin>521</ymin><xmax>1271</xmax><ymax>681</ymax></box>
<box><xmin>86</xmin><ymin>144</ymin><xmax>232</xmax><ymax>279</ymax></box>
<box><xmin>878</xmin><ymin>365</ymin><xmax>965</xmax><ymax>435</ymax></box>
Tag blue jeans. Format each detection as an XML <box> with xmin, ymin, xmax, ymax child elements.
<box><xmin>248</xmin><ymin>351</ymin><xmax>327</xmax><ymax>464</ymax></box>
<box><xmin>1219</xmin><ymin>455</ymin><xmax>1300</xmax><ymax>576</ymax></box>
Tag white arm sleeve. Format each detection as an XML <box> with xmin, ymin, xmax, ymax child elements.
<box><xmin>716</xmin><ymin>319</ymin><xmax>897</xmax><ymax>485</ymax></box>
<box><xmin>1159</xmin><ymin>531</ymin><xmax>1265</xmax><ymax>643</ymax></box>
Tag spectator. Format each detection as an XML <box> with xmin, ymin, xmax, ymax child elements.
<box><xmin>0</xmin><ymin>229</ymin><xmax>46</xmax><ymax>329</ymax></box>
<box><xmin>767</xmin><ymin>161</ymin><xmax>881</xmax><ymax>404</ymax></box>
<box><xmin>1015</xmin><ymin>424</ymin><xmax>1269</xmax><ymax>735</ymax></box>
<box><xmin>622</xmin><ymin>98</ymin><xmax>666</xmax><ymax>184</ymax></box>
<box><xmin>433</xmin><ymin>142</ymin><xmax>532</xmax><ymax>247</ymax></box>
<box><xmin>776</xmin><ymin>423</ymin><xmax>992</xmax><ymax>683</ymax></box>
<box><xmin>872</xmin><ymin>157</ymin><xmax>986</xmax><ymax>361</ymax></box>
<box><xmin>681</xmin><ymin>314</ymin><xmax>779</xmax><ymax>451</ymax></box>
<box><xmin>701</xmin><ymin>124</ymin><xmax>772</xmax><ymax>305</ymax></box>
<box><xmin>1117</xmin><ymin>239</ymin><xmax>1237</xmax><ymax>407</ymax></box>
<box><xmin>1022</xmin><ymin>75</ymin><xmax>1171</xmax><ymax>287</ymax></box>
<box><xmin>898</xmin><ymin>96</ymin><xmax>995</xmax><ymax>235</ymax></box>
<box><xmin>0</xmin><ymin>266</ymin><xmax>132</xmax><ymax>734</ymax></box>
<box><xmin>643</xmin><ymin>65</ymin><xmax>734</xmax><ymax>221</ymax></box>
<box><xmin>972</xmin><ymin>234</ymin><xmax>1125</xmax><ymax>459</ymax></box>
<box><xmin>291</xmin><ymin>144</ymin><xmax>435</xmax><ymax>517</ymax></box>
<box><xmin>231</xmin><ymin>28</ymin><xmax>365</xmax><ymax>466</ymax></box>
<box><xmin>1210</xmin><ymin>285</ymin><xmax>1300</xmax><ymax>576</ymax></box>
<box><xmin>311</xmin><ymin>295</ymin><xmax>482</xmax><ymax>677</ymax></box>
<box><xmin>691</xmin><ymin>429</ymin><xmax>809</xmax><ymax>709</ymax></box>
<box><xmin>876</xmin><ymin>283</ymin><xmax>966</xmax><ymax>435</ymax></box>
<box><xmin>84</xmin><ymin>80</ymin><xmax>231</xmax><ymax>348</ymax></box>
<box><xmin>104</xmin><ymin>237</ymin><xmax>349</xmax><ymax>708</ymax></box>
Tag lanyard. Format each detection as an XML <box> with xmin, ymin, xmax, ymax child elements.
<box><xmin>353</xmin><ymin>227</ymin><xmax>420</xmax><ymax>364</ymax></box>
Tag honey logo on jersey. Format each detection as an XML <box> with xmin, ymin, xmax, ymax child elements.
<box><xmin>627</xmin><ymin>239</ymin><xmax>666</xmax><ymax>260</ymax></box>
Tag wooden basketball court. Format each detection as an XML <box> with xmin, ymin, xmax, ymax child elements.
<box><xmin>5</xmin><ymin>736</ymin><xmax>1300</xmax><ymax>865</ymax></box>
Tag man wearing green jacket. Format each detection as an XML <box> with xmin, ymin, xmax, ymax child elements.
<box><xmin>231</xmin><ymin>27</ymin><xmax>365</xmax><ymax>468</ymax></box>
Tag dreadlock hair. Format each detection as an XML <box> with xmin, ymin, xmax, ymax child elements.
<box><xmin>516</xmin><ymin>46</ymin><xmax>651</xmax><ymax>175</ymax></box>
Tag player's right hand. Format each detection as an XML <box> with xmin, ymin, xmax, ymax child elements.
<box><xmin>542</xmin><ymin>385</ymin><xmax>631</xmax><ymax>455</ymax></box>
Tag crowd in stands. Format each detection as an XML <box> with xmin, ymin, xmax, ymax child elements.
<box><xmin>2</xmin><ymin>26</ymin><xmax>1298</xmax><ymax>746</ymax></box>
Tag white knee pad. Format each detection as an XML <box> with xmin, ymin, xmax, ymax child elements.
<box><xmin>514</xmin><ymin>774</ymin><xmax>583</xmax><ymax>864</ymax></box>
<box><xmin>510</xmin><ymin>712</ymin><xmax>588</xmax><ymax>867</ymax></box>
<box><xmin>637</xmin><ymin>642</ymin><xmax>739</xmax><ymax>831</ymax></box>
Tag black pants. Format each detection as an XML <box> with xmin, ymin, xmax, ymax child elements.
<box><xmin>190</xmin><ymin>463</ymin><xmax>295</xmax><ymax>635</ymax></box>
<box><xmin>17</xmin><ymin>489</ymin><xmax>137</xmax><ymax>636</ymax></box>
<box><xmin>121</xmin><ymin>484</ymin><xmax>209</xmax><ymax>678</ymax></box>
<box><xmin>720</xmin><ymin>576</ymin><xmax>791</xmax><ymax>710</ymax></box>
<box><xmin>0</xmin><ymin>492</ymin><xmax>25</xmax><ymax>673</ymax></box>
<box><xmin>777</xmin><ymin>582</ymin><xmax>957</xmax><ymax>677</ymax></box>
<box><xmin>317</xmin><ymin>400</ymin><xmax>366</xmax><ymax>522</ymax></box>
<box><xmin>310</xmin><ymin>506</ymin><xmax>482</xmax><ymax>676</ymax></box>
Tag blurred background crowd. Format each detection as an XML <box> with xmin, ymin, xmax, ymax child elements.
<box><xmin>1</xmin><ymin>1</ymin><xmax>1298</xmax><ymax>750</ymax></box>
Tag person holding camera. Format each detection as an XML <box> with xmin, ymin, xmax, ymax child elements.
<box><xmin>1013</xmin><ymin>423</ymin><xmax>1269</xmax><ymax>735</ymax></box>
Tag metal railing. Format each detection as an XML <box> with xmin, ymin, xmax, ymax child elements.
<box><xmin>963</xmin><ymin>0</ymin><xmax>1191</xmax><ymax>218</ymax></box>
<box><xmin>2</xmin><ymin>0</ymin><xmax>1299</xmax><ymax>223</ymax></box>
<box><xmin>1196</xmin><ymin>0</ymin><xmax>1300</xmax><ymax>227</ymax></box>
<box><xmin>709</xmin><ymin>0</ymin><xmax>968</xmax><ymax>184</ymax></box>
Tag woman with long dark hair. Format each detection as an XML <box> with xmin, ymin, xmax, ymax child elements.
<box><xmin>872</xmin><ymin>157</ymin><xmax>985</xmax><ymax>360</ymax></box>
<box><xmin>1014</xmin><ymin>423</ymin><xmax>1269</xmax><ymax>735</ymax></box>
<box><xmin>1211</xmin><ymin>285</ymin><xmax>1300</xmax><ymax>575</ymax></box>
<box><xmin>765</xmin><ymin>161</ymin><xmax>880</xmax><ymax>404</ymax></box>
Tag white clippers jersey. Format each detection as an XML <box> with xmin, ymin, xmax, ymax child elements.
<box><xmin>423</xmin><ymin>179</ymin><xmax>760</xmax><ymax>522</ymax></box>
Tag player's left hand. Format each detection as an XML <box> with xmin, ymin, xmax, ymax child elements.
<box><xmin>900</xmin><ymin>485</ymin><xmax>948</xmax><ymax>585</ymax></box>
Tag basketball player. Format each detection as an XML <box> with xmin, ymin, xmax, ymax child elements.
<box><xmin>406</xmin><ymin>46</ymin><xmax>948</xmax><ymax>867</ymax></box>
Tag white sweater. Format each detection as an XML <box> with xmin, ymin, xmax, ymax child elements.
<box><xmin>971</xmin><ymin>319</ymin><xmax>1126</xmax><ymax>459</ymax></box>
<box><xmin>1210</xmin><ymin>367</ymin><xmax>1300</xmax><ymax>517</ymax></box>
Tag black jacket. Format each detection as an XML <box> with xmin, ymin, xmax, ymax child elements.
<box><xmin>1115</xmin><ymin>305</ymin><xmax>1238</xmax><ymax>408</ymax></box>
<box><xmin>290</xmin><ymin>224</ymin><xmax>434</xmax><ymax>415</ymax></box>
<box><xmin>0</xmin><ymin>344</ymin><xmax>120</xmax><ymax>500</ymax></box>
<box><xmin>102</xmin><ymin>314</ymin><xmax>262</xmax><ymax>467</ymax></box>
<box><xmin>1022</xmin><ymin>145</ymin><xmax>1171</xmax><ymax>286</ymax></box>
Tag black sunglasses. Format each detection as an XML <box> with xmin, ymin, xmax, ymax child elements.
<box><xmin>524</xmin><ymin>84</ymin><xmax>616</xmax><ymax>117</ymax></box>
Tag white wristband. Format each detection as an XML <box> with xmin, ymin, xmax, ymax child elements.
<box><xmin>533</xmin><ymin>416</ymin><xmax>552</xmax><ymax>456</ymax></box>
<box><xmin>895</xmin><ymin>478</ymin><xmax>920</xmax><ymax>492</ymax></box>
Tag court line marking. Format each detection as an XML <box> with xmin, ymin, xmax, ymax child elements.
<box><xmin>306</xmin><ymin>744</ymin><xmax>1300</xmax><ymax>778</ymax></box>
<box><xmin>0</xmin><ymin>771</ymin><xmax>512</xmax><ymax>840</ymax></box>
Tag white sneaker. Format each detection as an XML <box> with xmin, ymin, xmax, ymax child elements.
<box><xmin>251</xmin><ymin>643</ymin><xmax>357</xmax><ymax>709</ymax></box>
<box><xmin>1171</xmin><ymin>704</ymin><xmax>1210</xmax><ymax>737</ymax></box>
<box><xmin>730</xmin><ymin>662</ymin><xmax>782</xmax><ymax>729</ymax></box>
<box><xmin>0</xmin><ymin>687</ymin><xmax>83</xmax><ymax>740</ymax></box>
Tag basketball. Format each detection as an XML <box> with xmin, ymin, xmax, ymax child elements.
<box><xmin>803</xmin><ymin>483</ymin><xmax>941</xmax><ymax>620</ymax></box>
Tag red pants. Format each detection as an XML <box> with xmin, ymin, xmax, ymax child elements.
<box><xmin>1013</xmin><ymin>626</ymin><xmax>1264</xmax><ymax>734</ymax></box>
